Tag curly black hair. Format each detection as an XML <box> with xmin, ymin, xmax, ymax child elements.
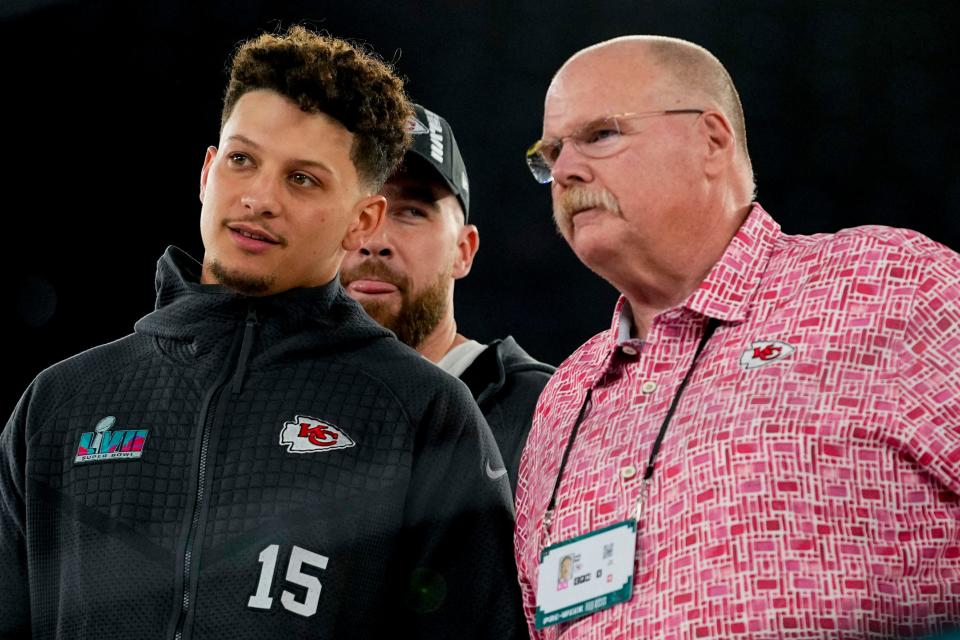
<box><xmin>222</xmin><ymin>25</ymin><xmax>412</xmax><ymax>190</ymax></box>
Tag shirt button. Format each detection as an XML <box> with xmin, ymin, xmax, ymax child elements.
<box><xmin>621</xmin><ymin>345</ymin><xmax>638</xmax><ymax>356</ymax></box>
<box><xmin>620</xmin><ymin>465</ymin><xmax>638</xmax><ymax>479</ymax></box>
<box><xmin>641</xmin><ymin>380</ymin><xmax>657</xmax><ymax>394</ymax></box>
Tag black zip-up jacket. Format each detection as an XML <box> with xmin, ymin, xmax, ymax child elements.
<box><xmin>0</xmin><ymin>247</ymin><xmax>525</xmax><ymax>639</ymax></box>
<box><xmin>459</xmin><ymin>338</ymin><xmax>554</xmax><ymax>494</ymax></box>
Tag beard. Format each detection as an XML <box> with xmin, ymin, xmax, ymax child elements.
<box><xmin>207</xmin><ymin>258</ymin><xmax>275</xmax><ymax>295</ymax></box>
<box><xmin>341</xmin><ymin>261</ymin><xmax>450</xmax><ymax>349</ymax></box>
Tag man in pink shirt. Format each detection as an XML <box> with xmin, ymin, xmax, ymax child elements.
<box><xmin>515</xmin><ymin>35</ymin><xmax>960</xmax><ymax>638</ymax></box>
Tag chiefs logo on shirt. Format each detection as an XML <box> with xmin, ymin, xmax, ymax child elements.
<box><xmin>279</xmin><ymin>415</ymin><xmax>356</xmax><ymax>453</ymax></box>
<box><xmin>739</xmin><ymin>340</ymin><xmax>796</xmax><ymax>370</ymax></box>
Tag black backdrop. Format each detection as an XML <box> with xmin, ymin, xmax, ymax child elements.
<box><xmin>2</xmin><ymin>0</ymin><xmax>958</xmax><ymax>418</ymax></box>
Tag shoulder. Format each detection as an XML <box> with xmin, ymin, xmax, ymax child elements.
<box><xmin>773</xmin><ymin>224</ymin><xmax>960</xmax><ymax>273</ymax></box>
<box><xmin>536</xmin><ymin>330</ymin><xmax>609</xmax><ymax>408</ymax></box>
<box><xmin>762</xmin><ymin>224</ymin><xmax>960</xmax><ymax>311</ymax></box>
<box><xmin>495</xmin><ymin>337</ymin><xmax>555</xmax><ymax>378</ymax></box>
<box><xmin>351</xmin><ymin>337</ymin><xmax>460</xmax><ymax>387</ymax></box>
<box><xmin>31</xmin><ymin>333</ymin><xmax>145</xmax><ymax>394</ymax></box>
<box><xmin>476</xmin><ymin>337</ymin><xmax>553</xmax><ymax>418</ymax></box>
<box><xmin>342</xmin><ymin>337</ymin><xmax>478</xmax><ymax>420</ymax></box>
<box><xmin>10</xmin><ymin>333</ymin><xmax>147</xmax><ymax>435</ymax></box>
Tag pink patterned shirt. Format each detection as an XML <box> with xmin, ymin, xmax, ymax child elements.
<box><xmin>515</xmin><ymin>204</ymin><xmax>960</xmax><ymax>638</ymax></box>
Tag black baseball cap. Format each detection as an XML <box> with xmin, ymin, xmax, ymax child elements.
<box><xmin>404</xmin><ymin>104</ymin><xmax>471</xmax><ymax>221</ymax></box>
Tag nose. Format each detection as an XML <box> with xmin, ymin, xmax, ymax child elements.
<box><xmin>550</xmin><ymin>142</ymin><xmax>593</xmax><ymax>188</ymax></box>
<box><xmin>358</xmin><ymin>225</ymin><xmax>393</xmax><ymax>258</ymax></box>
<box><xmin>240</xmin><ymin>173</ymin><xmax>282</xmax><ymax>217</ymax></box>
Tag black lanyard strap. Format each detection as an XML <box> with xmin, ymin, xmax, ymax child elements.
<box><xmin>642</xmin><ymin>317</ymin><xmax>719</xmax><ymax>480</ymax></box>
<box><xmin>542</xmin><ymin>317</ymin><xmax>720</xmax><ymax>541</ymax></box>
<box><xmin>544</xmin><ymin>388</ymin><xmax>593</xmax><ymax>519</ymax></box>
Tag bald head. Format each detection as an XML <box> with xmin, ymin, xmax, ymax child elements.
<box><xmin>553</xmin><ymin>36</ymin><xmax>753</xmax><ymax>187</ymax></box>
<box><xmin>540</xmin><ymin>36</ymin><xmax>758</xmax><ymax>328</ymax></box>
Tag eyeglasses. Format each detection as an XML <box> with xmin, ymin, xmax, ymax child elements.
<box><xmin>525</xmin><ymin>109</ymin><xmax>704</xmax><ymax>184</ymax></box>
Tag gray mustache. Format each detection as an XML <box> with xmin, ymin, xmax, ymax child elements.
<box><xmin>555</xmin><ymin>187</ymin><xmax>621</xmax><ymax>221</ymax></box>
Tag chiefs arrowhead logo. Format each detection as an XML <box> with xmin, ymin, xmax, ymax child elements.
<box><xmin>279</xmin><ymin>415</ymin><xmax>356</xmax><ymax>454</ymax></box>
<box><xmin>739</xmin><ymin>340</ymin><xmax>796</xmax><ymax>370</ymax></box>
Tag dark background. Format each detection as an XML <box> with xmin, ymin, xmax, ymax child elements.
<box><xmin>2</xmin><ymin>0</ymin><xmax>958</xmax><ymax>418</ymax></box>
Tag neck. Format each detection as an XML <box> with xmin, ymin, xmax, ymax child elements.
<box><xmin>417</xmin><ymin>311</ymin><xmax>467</xmax><ymax>363</ymax></box>
<box><xmin>621</xmin><ymin>201</ymin><xmax>752</xmax><ymax>339</ymax></box>
<box><xmin>622</xmin><ymin>268</ymin><xmax>712</xmax><ymax>339</ymax></box>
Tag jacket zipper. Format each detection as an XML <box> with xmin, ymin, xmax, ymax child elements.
<box><xmin>173</xmin><ymin>305</ymin><xmax>259</xmax><ymax>640</ymax></box>
<box><xmin>232</xmin><ymin>307</ymin><xmax>259</xmax><ymax>395</ymax></box>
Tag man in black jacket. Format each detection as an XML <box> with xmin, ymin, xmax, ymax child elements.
<box><xmin>341</xmin><ymin>104</ymin><xmax>554</xmax><ymax>494</ymax></box>
<box><xmin>0</xmin><ymin>27</ymin><xmax>524</xmax><ymax>640</ymax></box>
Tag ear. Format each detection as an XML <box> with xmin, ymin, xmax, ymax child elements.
<box><xmin>452</xmin><ymin>224</ymin><xmax>480</xmax><ymax>279</ymax></box>
<box><xmin>342</xmin><ymin>194</ymin><xmax>387</xmax><ymax>252</ymax></box>
<box><xmin>199</xmin><ymin>146</ymin><xmax>217</xmax><ymax>203</ymax></box>
<box><xmin>700</xmin><ymin>111</ymin><xmax>735</xmax><ymax>177</ymax></box>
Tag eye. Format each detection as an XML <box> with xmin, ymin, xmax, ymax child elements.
<box><xmin>582</xmin><ymin>123</ymin><xmax>621</xmax><ymax>145</ymax></box>
<box><xmin>290</xmin><ymin>172</ymin><xmax>319</xmax><ymax>187</ymax></box>
<box><xmin>394</xmin><ymin>206</ymin><xmax>428</xmax><ymax>221</ymax></box>
<box><xmin>228</xmin><ymin>152</ymin><xmax>251</xmax><ymax>166</ymax></box>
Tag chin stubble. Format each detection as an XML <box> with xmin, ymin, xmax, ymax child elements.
<box><xmin>207</xmin><ymin>258</ymin><xmax>275</xmax><ymax>295</ymax></box>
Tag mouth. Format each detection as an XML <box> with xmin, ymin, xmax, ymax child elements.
<box><xmin>236</xmin><ymin>229</ymin><xmax>275</xmax><ymax>242</ymax></box>
<box><xmin>227</xmin><ymin>223</ymin><xmax>281</xmax><ymax>253</ymax></box>
<box><xmin>345</xmin><ymin>279</ymin><xmax>400</xmax><ymax>295</ymax></box>
<box><xmin>569</xmin><ymin>206</ymin><xmax>605</xmax><ymax>225</ymax></box>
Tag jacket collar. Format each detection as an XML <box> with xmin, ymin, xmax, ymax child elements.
<box><xmin>135</xmin><ymin>246</ymin><xmax>391</xmax><ymax>356</ymax></box>
<box><xmin>459</xmin><ymin>336</ymin><xmax>555</xmax><ymax>406</ymax></box>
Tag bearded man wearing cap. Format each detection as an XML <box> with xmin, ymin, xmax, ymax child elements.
<box><xmin>342</xmin><ymin>104</ymin><xmax>554</xmax><ymax>494</ymax></box>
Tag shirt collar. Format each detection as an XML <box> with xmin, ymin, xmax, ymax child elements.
<box><xmin>602</xmin><ymin>203</ymin><xmax>780</xmax><ymax>357</ymax></box>
<box><xmin>682</xmin><ymin>202</ymin><xmax>780</xmax><ymax>323</ymax></box>
<box><xmin>613</xmin><ymin>297</ymin><xmax>636</xmax><ymax>344</ymax></box>
<box><xmin>578</xmin><ymin>296</ymin><xmax>639</xmax><ymax>388</ymax></box>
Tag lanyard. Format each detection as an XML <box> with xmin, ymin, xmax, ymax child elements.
<box><xmin>541</xmin><ymin>317</ymin><xmax>720</xmax><ymax>545</ymax></box>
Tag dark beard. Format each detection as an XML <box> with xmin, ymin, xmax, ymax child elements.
<box><xmin>207</xmin><ymin>258</ymin><xmax>274</xmax><ymax>295</ymax></box>
<box><xmin>367</xmin><ymin>273</ymin><xmax>448</xmax><ymax>349</ymax></box>
<box><xmin>342</xmin><ymin>261</ymin><xmax>449</xmax><ymax>349</ymax></box>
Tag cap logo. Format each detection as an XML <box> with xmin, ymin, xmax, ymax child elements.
<box><xmin>407</xmin><ymin>116</ymin><xmax>429</xmax><ymax>135</ymax></box>
<box><xmin>425</xmin><ymin>111</ymin><xmax>444</xmax><ymax>163</ymax></box>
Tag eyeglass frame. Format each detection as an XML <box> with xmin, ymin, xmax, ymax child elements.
<box><xmin>525</xmin><ymin>109</ymin><xmax>705</xmax><ymax>184</ymax></box>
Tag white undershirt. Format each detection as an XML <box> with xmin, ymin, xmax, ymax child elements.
<box><xmin>436</xmin><ymin>340</ymin><xmax>488</xmax><ymax>378</ymax></box>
